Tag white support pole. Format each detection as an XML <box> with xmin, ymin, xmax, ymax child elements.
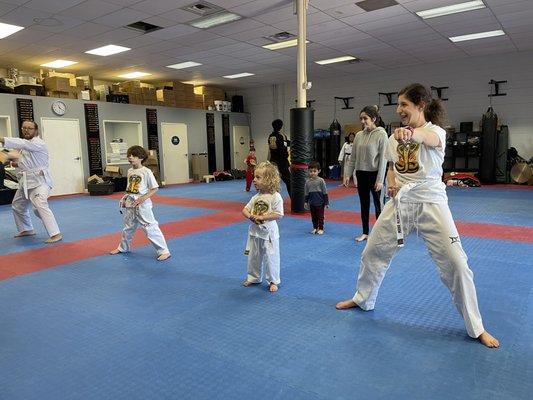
<box><xmin>296</xmin><ymin>0</ymin><xmax>307</xmax><ymax>108</ymax></box>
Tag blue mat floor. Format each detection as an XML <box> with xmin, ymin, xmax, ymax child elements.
<box><xmin>0</xmin><ymin>180</ymin><xmax>531</xmax><ymax>399</ymax></box>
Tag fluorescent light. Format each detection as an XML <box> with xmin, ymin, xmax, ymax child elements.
<box><xmin>119</xmin><ymin>71</ymin><xmax>151</xmax><ymax>79</ymax></box>
<box><xmin>0</xmin><ymin>22</ymin><xmax>24</xmax><ymax>39</ymax></box>
<box><xmin>166</xmin><ymin>61</ymin><xmax>202</xmax><ymax>70</ymax></box>
<box><xmin>416</xmin><ymin>1</ymin><xmax>485</xmax><ymax>19</ymax></box>
<box><xmin>85</xmin><ymin>44</ymin><xmax>130</xmax><ymax>56</ymax></box>
<box><xmin>449</xmin><ymin>29</ymin><xmax>505</xmax><ymax>42</ymax></box>
<box><xmin>222</xmin><ymin>72</ymin><xmax>254</xmax><ymax>79</ymax></box>
<box><xmin>263</xmin><ymin>39</ymin><xmax>309</xmax><ymax>50</ymax></box>
<box><xmin>40</xmin><ymin>59</ymin><xmax>78</xmax><ymax>68</ymax></box>
<box><xmin>190</xmin><ymin>12</ymin><xmax>241</xmax><ymax>29</ymax></box>
<box><xmin>315</xmin><ymin>55</ymin><xmax>356</xmax><ymax>65</ymax></box>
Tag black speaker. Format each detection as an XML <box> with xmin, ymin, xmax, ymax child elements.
<box><xmin>231</xmin><ymin>95</ymin><xmax>244</xmax><ymax>113</ymax></box>
<box><xmin>460</xmin><ymin>121</ymin><xmax>473</xmax><ymax>132</ymax></box>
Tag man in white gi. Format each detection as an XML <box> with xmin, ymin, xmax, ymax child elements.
<box><xmin>0</xmin><ymin>120</ymin><xmax>62</xmax><ymax>243</ymax></box>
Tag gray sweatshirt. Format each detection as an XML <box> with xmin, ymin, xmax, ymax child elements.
<box><xmin>346</xmin><ymin>126</ymin><xmax>388</xmax><ymax>184</ymax></box>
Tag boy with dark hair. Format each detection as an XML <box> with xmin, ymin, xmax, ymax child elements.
<box><xmin>304</xmin><ymin>161</ymin><xmax>329</xmax><ymax>235</ymax></box>
<box><xmin>110</xmin><ymin>145</ymin><xmax>170</xmax><ymax>261</ymax></box>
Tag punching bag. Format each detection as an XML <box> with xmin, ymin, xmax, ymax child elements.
<box><xmin>329</xmin><ymin>118</ymin><xmax>341</xmax><ymax>172</ymax></box>
<box><xmin>290</xmin><ymin>107</ymin><xmax>314</xmax><ymax>213</ymax></box>
<box><xmin>480</xmin><ymin>107</ymin><xmax>498</xmax><ymax>183</ymax></box>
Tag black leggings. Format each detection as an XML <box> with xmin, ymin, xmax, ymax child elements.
<box><xmin>356</xmin><ymin>170</ymin><xmax>382</xmax><ymax>234</ymax></box>
<box><xmin>272</xmin><ymin>160</ymin><xmax>291</xmax><ymax>198</ymax></box>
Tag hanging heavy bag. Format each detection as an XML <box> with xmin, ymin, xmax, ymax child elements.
<box><xmin>329</xmin><ymin>118</ymin><xmax>341</xmax><ymax>170</ymax></box>
<box><xmin>480</xmin><ymin>106</ymin><xmax>498</xmax><ymax>183</ymax></box>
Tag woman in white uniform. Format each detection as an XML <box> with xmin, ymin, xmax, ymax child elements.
<box><xmin>338</xmin><ymin>132</ymin><xmax>356</xmax><ymax>186</ymax></box>
<box><xmin>335</xmin><ymin>83</ymin><xmax>499</xmax><ymax>348</ymax></box>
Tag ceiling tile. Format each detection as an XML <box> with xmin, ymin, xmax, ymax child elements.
<box><xmin>92</xmin><ymin>7</ymin><xmax>152</xmax><ymax>28</ymax></box>
<box><xmin>24</xmin><ymin>0</ymin><xmax>85</xmax><ymax>13</ymax></box>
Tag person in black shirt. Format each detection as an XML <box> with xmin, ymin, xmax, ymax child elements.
<box><xmin>268</xmin><ymin>119</ymin><xmax>291</xmax><ymax>198</ymax></box>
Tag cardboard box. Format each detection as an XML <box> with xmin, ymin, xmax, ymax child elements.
<box><xmin>87</xmin><ymin>174</ymin><xmax>104</xmax><ymax>184</ymax></box>
<box><xmin>146</xmin><ymin>150</ymin><xmax>159</xmax><ymax>166</ymax></box>
<box><xmin>104</xmin><ymin>165</ymin><xmax>122</xmax><ymax>177</ymax></box>
<box><xmin>43</xmin><ymin>77</ymin><xmax>70</xmax><ymax>92</ymax></box>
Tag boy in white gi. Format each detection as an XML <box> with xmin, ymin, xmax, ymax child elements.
<box><xmin>110</xmin><ymin>146</ymin><xmax>170</xmax><ymax>261</ymax></box>
<box><xmin>336</xmin><ymin>84</ymin><xmax>499</xmax><ymax>348</ymax></box>
<box><xmin>242</xmin><ymin>161</ymin><xmax>284</xmax><ymax>292</ymax></box>
<box><xmin>0</xmin><ymin>120</ymin><xmax>62</xmax><ymax>243</ymax></box>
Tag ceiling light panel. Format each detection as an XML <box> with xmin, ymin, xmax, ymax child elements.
<box><xmin>85</xmin><ymin>44</ymin><xmax>131</xmax><ymax>56</ymax></box>
<box><xmin>190</xmin><ymin>11</ymin><xmax>241</xmax><ymax>29</ymax></box>
<box><xmin>0</xmin><ymin>22</ymin><xmax>24</xmax><ymax>39</ymax></box>
<box><xmin>166</xmin><ymin>61</ymin><xmax>203</xmax><ymax>69</ymax></box>
<box><xmin>119</xmin><ymin>71</ymin><xmax>151</xmax><ymax>79</ymax></box>
<box><xmin>416</xmin><ymin>1</ymin><xmax>486</xmax><ymax>19</ymax></box>
<box><xmin>449</xmin><ymin>30</ymin><xmax>505</xmax><ymax>42</ymax></box>
<box><xmin>263</xmin><ymin>39</ymin><xmax>310</xmax><ymax>50</ymax></box>
<box><xmin>222</xmin><ymin>72</ymin><xmax>254</xmax><ymax>79</ymax></box>
<box><xmin>40</xmin><ymin>60</ymin><xmax>78</xmax><ymax>68</ymax></box>
<box><xmin>315</xmin><ymin>55</ymin><xmax>356</xmax><ymax>65</ymax></box>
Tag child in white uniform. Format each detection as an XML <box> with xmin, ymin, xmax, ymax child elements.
<box><xmin>336</xmin><ymin>83</ymin><xmax>499</xmax><ymax>348</ymax></box>
<box><xmin>242</xmin><ymin>161</ymin><xmax>284</xmax><ymax>292</ymax></box>
<box><xmin>110</xmin><ymin>146</ymin><xmax>170</xmax><ymax>261</ymax></box>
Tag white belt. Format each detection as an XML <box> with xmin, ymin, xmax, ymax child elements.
<box><xmin>19</xmin><ymin>169</ymin><xmax>46</xmax><ymax>199</ymax></box>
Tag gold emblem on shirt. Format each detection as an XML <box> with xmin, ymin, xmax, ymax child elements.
<box><xmin>126</xmin><ymin>174</ymin><xmax>142</xmax><ymax>194</ymax></box>
<box><xmin>252</xmin><ymin>199</ymin><xmax>269</xmax><ymax>216</ymax></box>
<box><xmin>395</xmin><ymin>141</ymin><xmax>420</xmax><ymax>174</ymax></box>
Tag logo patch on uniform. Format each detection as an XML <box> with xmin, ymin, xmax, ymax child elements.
<box><xmin>252</xmin><ymin>199</ymin><xmax>269</xmax><ymax>216</ymax></box>
<box><xmin>395</xmin><ymin>141</ymin><xmax>420</xmax><ymax>174</ymax></box>
<box><xmin>449</xmin><ymin>236</ymin><xmax>460</xmax><ymax>244</ymax></box>
<box><xmin>268</xmin><ymin>136</ymin><xmax>277</xmax><ymax>150</ymax></box>
<box><xmin>126</xmin><ymin>174</ymin><xmax>142</xmax><ymax>194</ymax></box>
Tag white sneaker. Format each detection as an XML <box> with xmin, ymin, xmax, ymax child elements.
<box><xmin>316</xmin><ymin>229</ymin><xmax>324</xmax><ymax>235</ymax></box>
<box><xmin>355</xmin><ymin>234</ymin><xmax>368</xmax><ymax>242</ymax></box>
<box><xmin>310</xmin><ymin>229</ymin><xmax>317</xmax><ymax>234</ymax></box>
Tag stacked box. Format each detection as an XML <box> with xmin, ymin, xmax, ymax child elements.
<box><xmin>156</xmin><ymin>89</ymin><xmax>176</xmax><ymax>107</ymax></box>
<box><xmin>43</xmin><ymin>77</ymin><xmax>70</xmax><ymax>92</ymax></box>
<box><xmin>194</xmin><ymin>85</ymin><xmax>225</xmax><ymax>110</ymax></box>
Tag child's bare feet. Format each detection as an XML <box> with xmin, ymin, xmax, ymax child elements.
<box><xmin>269</xmin><ymin>283</ymin><xmax>278</xmax><ymax>292</ymax></box>
<box><xmin>109</xmin><ymin>248</ymin><xmax>121</xmax><ymax>255</ymax></box>
<box><xmin>335</xmin><ymin>299</ymin><xmax>358</xmax><ymax>310</ymax></box>
<box><xmin>14</xmin><ymin>230</ymin><xmax>36</xmax><ymax>238</ymax></box>
<box><xmin>242</xmin><ymin>280</ymin><xmax>257</xmax><ymax>287</ymax></box>
<box><xmin>44</xmin><ymin>233</ymin><xmax>62</xmax><ymax>244</ymax></box>
<box><xmin>478</xmin><ymin>331</ymin><xmax>500</xmax><ymax>348</ymax></box>
<box><xmin>157</xmin><ymin>252</ymin><xmax>171</xmax><ymax>261</ymax></box>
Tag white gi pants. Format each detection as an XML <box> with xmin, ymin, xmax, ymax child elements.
<box><xmin>12</xmin><ymin>185</ymin><xmax>60</xmax><ymax>237</ymax></box>
<box><xmin>118</xmin><ymin>202</ymin><xmax>169</xmax><ymax>256</ymax></box>
<box><xmin>352</xmin><ymin>200</ymin><xmax>485</xmax><ymax>338</ymax></box>
<box><xmin>246</xmin><ymin>236</ymin><xmax>280</xmax><ymax>285</ymax></box>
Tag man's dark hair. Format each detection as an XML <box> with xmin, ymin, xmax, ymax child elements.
<box><xmin>272</xmin><ymin>119</ymin><xmax>283</xmax><ymax>132</ymax></box>
<box><xmin>127</xmin><ymin>145</ymin><xmax>148</xmax><ymax>162</ymax></box>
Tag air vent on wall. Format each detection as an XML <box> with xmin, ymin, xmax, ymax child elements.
<box><xmin>181</xmin><ymin>1</ymin><xmax>223</xmax><ymax>16</ymax></box>
<box><xmin>125</xmin><ymin>21</ymin><xmax>163</xmax><ymax>34</ymax></box>
<box><xmin>356</xmin><ymin>0</ymin><xmax>398</xmax><ymax>12</ymax></box>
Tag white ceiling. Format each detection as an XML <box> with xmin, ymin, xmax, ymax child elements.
<box><xmin>0</xmin><ymin>0</ymin><xmax>531</xmax><ymax>88</ymax></box>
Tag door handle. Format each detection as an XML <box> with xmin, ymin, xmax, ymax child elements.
<box><xmin>74</xmin><ymin>157</ymin><xmax>81</xmax><ymax>160</ymax></box>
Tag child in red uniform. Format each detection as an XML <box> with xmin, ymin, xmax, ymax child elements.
<box><xmin>244</xmin><ymin>147</ymin><xmax>257</xmax><ymax>191</ymax></box>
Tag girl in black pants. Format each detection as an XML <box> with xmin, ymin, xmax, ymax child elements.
<box><xmin>345</xmin><ymin>106</ymin><xmax>388</xmax><ymax>242</ymax></box>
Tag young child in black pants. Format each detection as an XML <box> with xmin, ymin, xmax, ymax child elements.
<box><xmin>304</xmin><ymin>161</ymin><xmax>329</xmax><ymax>235</ymax></box>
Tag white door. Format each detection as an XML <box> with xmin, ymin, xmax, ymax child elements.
<box><xmin>0</xmin><ymin>116</ymin><xmax>12</xmax><ymax>150</ymax></box>
<box><xmin>161</xmin><ymin>122</ymin><xmax>189</xmax><ymax>185</ymax></box>
<box><xmin>233</xmin><ymin>125</ymin><xmax>250</xmax><ymax>170</ymax></box>
<box><xmin>40</xmin><ymin>118</ymin><xmax>85</xmax><ymax>196</ymax></box>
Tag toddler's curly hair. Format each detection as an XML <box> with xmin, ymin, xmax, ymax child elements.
<box><xmin>255</xmin><ymin>161</ymin><xmax>281</xmax><ymax>193</ymax></box>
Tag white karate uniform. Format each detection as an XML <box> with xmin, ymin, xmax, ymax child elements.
<box><xmin>351</xmin><ymin>122</ymin><xmax>485</xmax><ymax>338</ymax></box>
<box><xmin>338</xmin><ymin>142</ymin><xmax>353</xmax><ymax>179</ymax></box>
<box><xmin>117</xmin><ymin>166</ymin><xmax>169</xmax><ymax>256</ymax></box>
<box><xmin>244</xmin><ymin>192</ymin><xmax>283</xmax><ymax>285</ymax></box>
<box><xmin>4</xmin><ymin>137</ymin><xmax>60</xmax><ymax>237</ymax></box>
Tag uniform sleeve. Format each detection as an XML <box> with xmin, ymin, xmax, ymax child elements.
<box><xmin>345</xmin><ymin>135</ymin><xmax>358</xmax><ymax>175</ymax></box>
<box><xmin>244</xmin><ymin>197</ymin><xmax>254</xmax><ymax>213</ymax></box>
<box><xmin>271</xmin><ymin>193</ymin><xmax>284</xmax><ymax>217</ymax></box>
<box><xmin>376</xmin><ymin>132</ymin><xmax>389</xmax><ymax>184</ymax></box>
<box><xmin>3</xmin><ymin>137</ymin><xmax>47</xmax><ymax>153</ymax></box>
<box><xmin>145</xmin><ymin>168</ymin><xmax>159</xmax><ymax>189</ymax></box>
<box><xmin>338</xmin><ymin>143</ymin><xmax>345</xmax><ymax>162</ymax></box>
<box><xmin>386</xmin><ymin>136</ymin><xmax>396</xmax><ymax>163</ymax></box>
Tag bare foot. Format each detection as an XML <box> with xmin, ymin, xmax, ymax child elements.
<box><xmin>14</xmin><ymin>230</ymin><xmax>35</xmax><ymax>238</ymax></box>
<box><xmin>478</xmin><ymin>331</ymin><xmax>500</xmax><ymax>348</ymax></box>
<box><xmin>355</xmin><ymin>234</ymin><xmax>368</xmax><ymax>242</ymax></box>
<box><xmin>109</xmin><ymin>248</ymin><xmax>121</xmax><ymax>255</ymax></box>
<box><xmin>157</xmin><ymin>253</ymin><xmax>171</xmax><ymax>261</ymax></box>
<box><xmin>44</xmin><ymin>234</ymin><xmax>62</xmax><ymax>244</ymax></box>
<box><xmin>335</xmin><ymin>299</ymin><xmax>358</xmax><ymax>310</ymax></box>
<box><xmin>269</xmin><ymin>283</ymin><xmax>278</xmax><ymax>292</ymax></box>
<box><xmin>242</xmin><ymin>280</ymin><xmax>258</xmax><ymax>287</ymax></box>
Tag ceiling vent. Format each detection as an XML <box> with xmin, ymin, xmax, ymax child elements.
<box><xmin>125</xmin><ymin>21</ymin><xmax>163</xmax><ymax>34</ymax></box>
<box><xmin>181</xmin><ymin>1</ymin><xmax>223</xmax><ymax>16</ymax></box>
<box><xmin>264</xmin><ymin>32</ymin><xmax>296</xmax><ymax>42</ymax></box>
<box><xmin>355</xmin><ymin>0</ymin><xmax>398</xmax><ymax>12</ymax></box>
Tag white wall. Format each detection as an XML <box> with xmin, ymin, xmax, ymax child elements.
<box><xmin>233</xmin><ymin>50</ymin><xmax>533</xmax><ymax>162</ymax></box>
